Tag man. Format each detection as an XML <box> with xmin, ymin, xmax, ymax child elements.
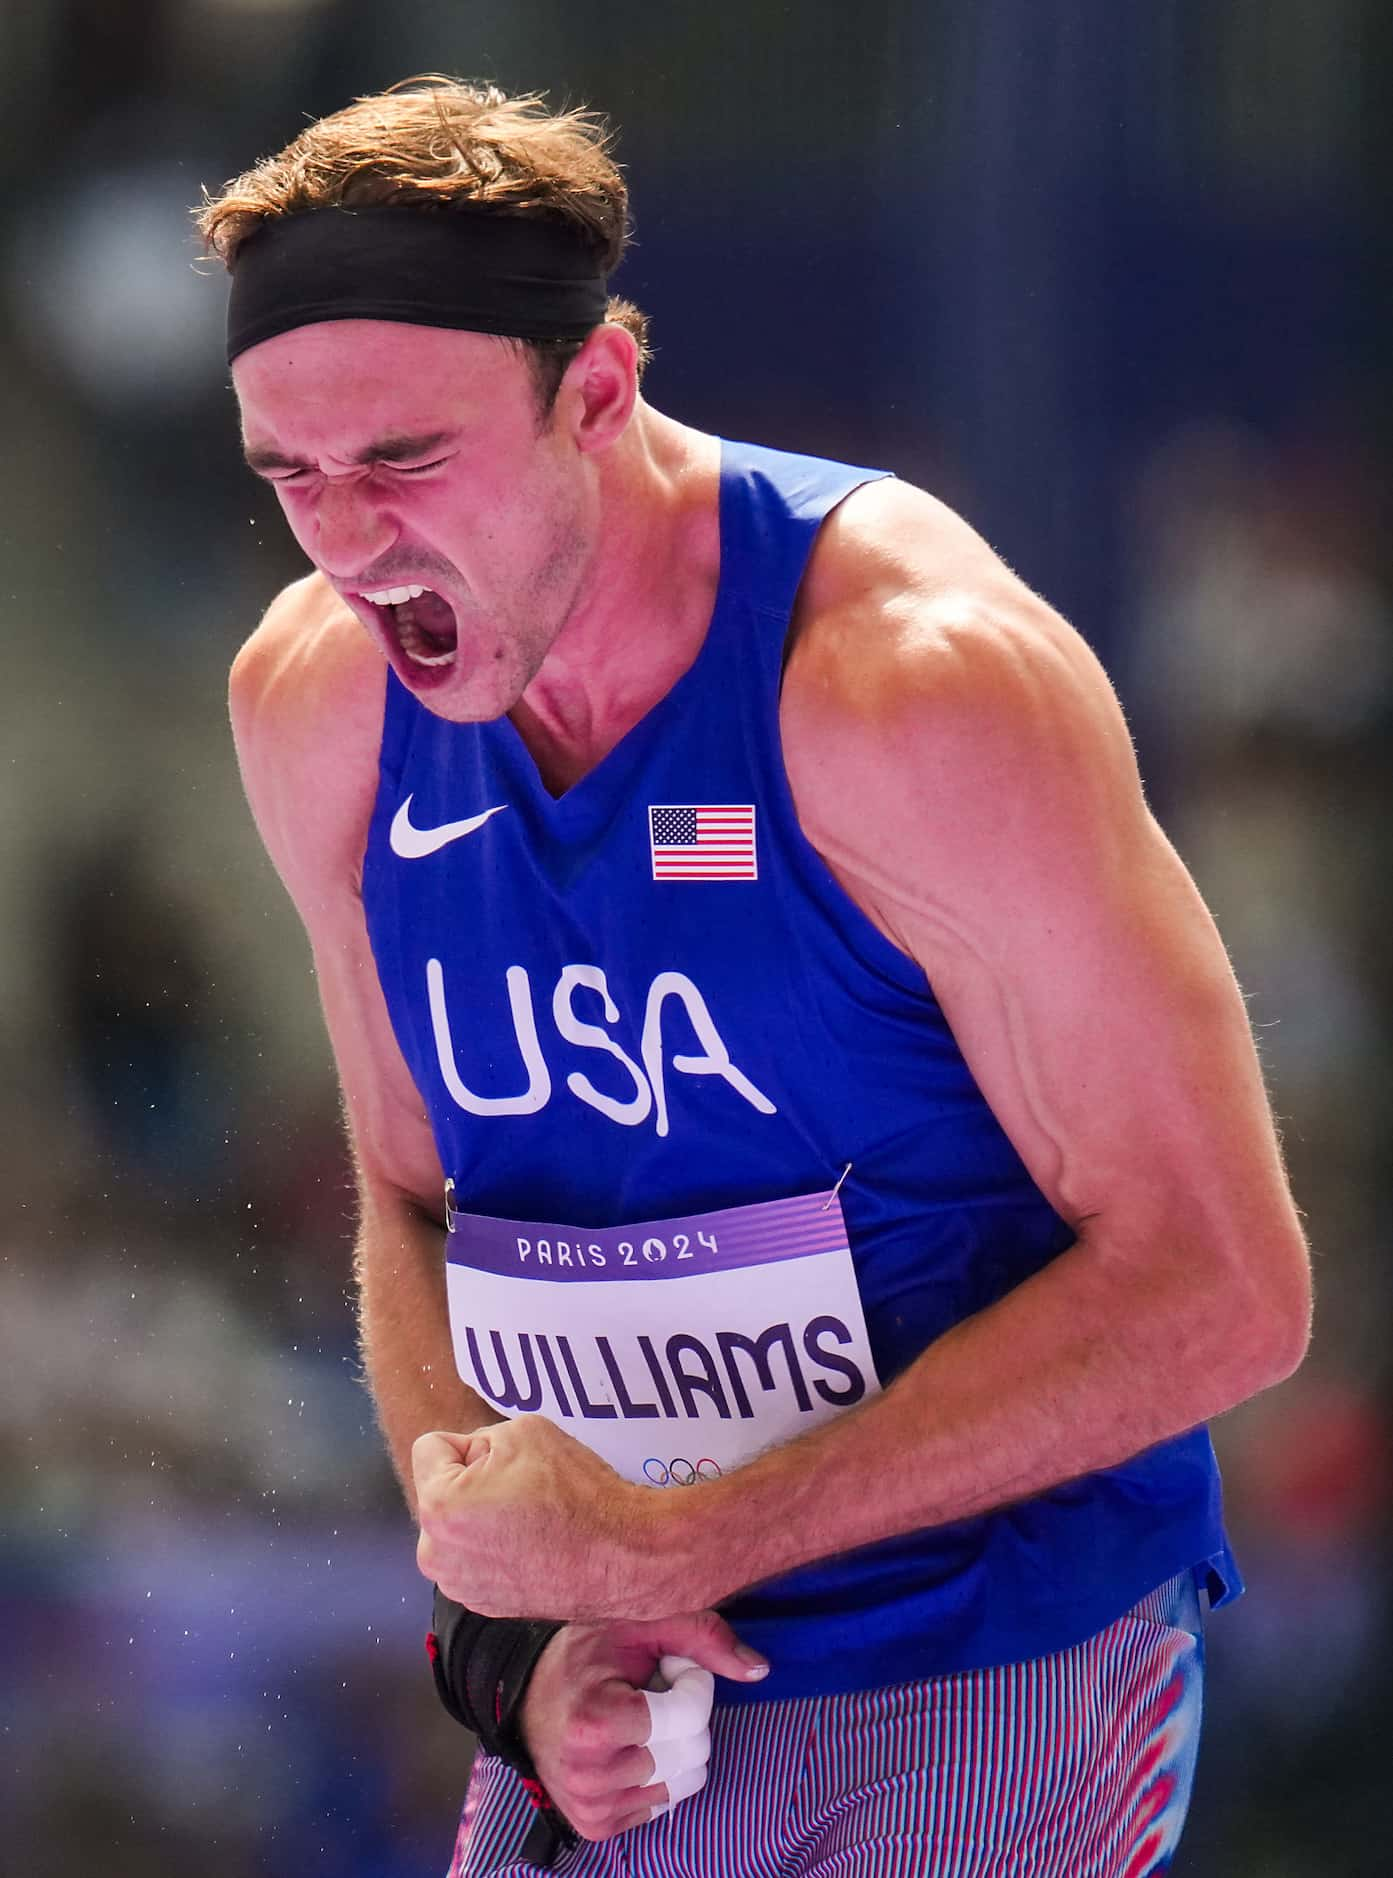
<box><xmin>205</xmin><ymin>78</ymin><xmax>1311</xmax><ymax>1877</ymax></box>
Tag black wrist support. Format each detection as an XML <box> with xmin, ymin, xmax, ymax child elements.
<box><xmin>426</xmin><ymin>1585</ymin><xmax>562</xmax><ymax>1767</ymax></box>
<box><xmin>425</xmin><ymin>1587</ymin><xmax>575</xmax><ymax>1865</ymax></box>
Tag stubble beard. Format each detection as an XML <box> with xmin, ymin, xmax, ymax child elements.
<box><xmin>430</xmin><ymin>497</ymin><xmax>592</xmax><ymax>727</ymax></box>
<box><xmin>495</xmin><ymin>499</ymin><xmax>592</xmax><ymax>706</ymax></box>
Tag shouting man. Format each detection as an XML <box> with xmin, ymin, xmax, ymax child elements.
<box><xmin>204</xmin><ymin>78</ymin><xmax>1310</xmax><ymax>1877</ymax></box>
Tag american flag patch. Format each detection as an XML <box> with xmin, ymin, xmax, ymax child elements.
<box><xmin>649</xmin><ymin>804</ymin><xmax>757</xmax><ymax>881</ymax></box>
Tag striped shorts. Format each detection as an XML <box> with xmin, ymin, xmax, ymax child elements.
<box><xmin>448</xmin><ymin>1570</ymin><xmax>1205</xmax><ymax>1878</ymax></box>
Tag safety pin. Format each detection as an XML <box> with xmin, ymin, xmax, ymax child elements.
<box><xmin>822</xmin><ymin>1163</ymin><xmax>852</xmax><ymax>1210</ymax></box>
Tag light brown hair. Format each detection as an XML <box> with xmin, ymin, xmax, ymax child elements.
<box><xmin>197</xmin><ymin>77</ymin><xmax>651</xmax><ymax>411</ymax></box>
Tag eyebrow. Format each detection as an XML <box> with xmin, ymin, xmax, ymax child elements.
<box><xmin>242</xmin><ymin>429</ymin><xmax>458</xmax><ymax>474</ymax></box>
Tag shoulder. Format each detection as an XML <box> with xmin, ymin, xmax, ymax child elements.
<box><xmin>229</xmin><ymin>572</ymin><xmax>387</xmax><ymax>895</ymax></box>
<box><xmin>788</xmin><ymin>477</ymin><xmax>1129</xmax><ymax>753</ymax></box>
<box><xmin>782</xmin><ymin>477</ymin><xmax>1149</xmax><ymax>952</ymax></box>
<box><xmin>787</xmin><ymin>484</ymin><xmax>1140</xmax><ymax>831</ymax></box>
<box><xmin>230</xmin><ymin>570</ymin><xmax>384</xmax><ymax>754</ymax></box>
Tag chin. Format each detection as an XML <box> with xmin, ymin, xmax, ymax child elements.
<box><xmin>404</xmin><ymin>658</ymin><xmax>528</xmax><ymax>728</ymax></box>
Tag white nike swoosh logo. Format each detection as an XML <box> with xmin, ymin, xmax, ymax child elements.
<box><xmin>389</xmin><ymin>796</ymin><xmax>509</xmax><ymax>858</ymax></box>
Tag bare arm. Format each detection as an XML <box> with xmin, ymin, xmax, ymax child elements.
<box><xmin>229</xmin><ymin>579</ymin><xmax>499</xmax><ymax>1509</ymax></box>
<box><xmin>645</xmin><ymin>479</ymin><xmax>1312</xmax><ymax>1605</ymax></box>
<box><xmin>413</xmin><ymin>479</ymin><xmax>1312</xmax><ymax>1622</ymax></box>
<box><xmin>232</xmin><ymin>581</ymin><xmax>770</xmax><ymax>1842</ymax></box>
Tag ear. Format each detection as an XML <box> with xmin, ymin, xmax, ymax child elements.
<box><xmin>564</xmin><ymin>322</ymin><xmax>639</xmax><ymax>455</ymax></box>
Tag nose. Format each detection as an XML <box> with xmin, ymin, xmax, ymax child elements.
<box><xmin>307</xmin><ymin>475</ymin><xmax>397</xmax><ymax>581</ymax></box>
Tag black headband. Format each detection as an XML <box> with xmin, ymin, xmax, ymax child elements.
<box><xmin>226</xmin><ymin>204</ymin><xmax>611</xmax><ymax>364</ymax></box>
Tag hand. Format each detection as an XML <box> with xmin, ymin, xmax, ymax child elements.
<box><xmin>518</xmin><ymin>1609</ymin><xmax>768</xmax><ymax>1842</ymax></box>
<box><xmin>413</xmin><ymin>1415</ymin><xmax>678</xmax><ymax>1619</ymax></box>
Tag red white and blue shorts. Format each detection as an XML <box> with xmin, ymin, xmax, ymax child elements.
<box><xmin>448</xmin><ymin>1569</ymin><xmax>1205</xmax><ymax>1878</ymax></box>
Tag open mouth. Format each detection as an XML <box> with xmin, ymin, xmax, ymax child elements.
<box><xmin>360</xmin><ymin>582</ymin><xmax>460</xmax><ymax>672</ymax></box>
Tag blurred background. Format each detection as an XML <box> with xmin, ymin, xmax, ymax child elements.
<box><xmin>0</xmin><ymin>2</ymin><xmax>1387</xmax><ymax>1873</ymax></box>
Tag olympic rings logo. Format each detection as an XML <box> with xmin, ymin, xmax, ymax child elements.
<box><xmin>643</xmin><ymin>1456</ymin><xmax>722</xmax><ymax>1487</ymax></box>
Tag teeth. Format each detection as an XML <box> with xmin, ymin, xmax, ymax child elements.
<box><xmin>363</xmin><ymin>583</ymin><xmax>428</xmax><ymax>606</ymax></box>
<box><xmin>394</xmin><ymin>598</ymin><xmax>457</xmax><ymax>671</ymax></box>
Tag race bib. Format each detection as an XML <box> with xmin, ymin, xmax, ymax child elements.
<box><xmin>445</xmin><ymin>1187</ymin><xmax>881</xmax><ymax>1486</ymax></box>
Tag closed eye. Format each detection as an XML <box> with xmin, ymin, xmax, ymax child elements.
<box><xmin>258</xmin><ymin>456</ymin><xmax>452</xmax><ymax>486</ymax></box>
<box><xmin>389</xmin><ymin>456</ymin><xmax>453</xmax><ymax>477</ymax></box>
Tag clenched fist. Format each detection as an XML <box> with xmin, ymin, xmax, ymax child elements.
<box><xmin>413</xmin><ymin>1414</ymin><xmax>704</xmax><ymax>1619</ymax></box>
<box><xmin>516</xmin><ymin>1609</ymin><xmax>768</xmax><ymax>1842</ymax></box>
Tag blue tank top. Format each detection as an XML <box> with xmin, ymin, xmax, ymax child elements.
<box><xmin>361</xmin><ymin>437</ymin><xmax>1240</xmax><ymax>1702</ymax></box>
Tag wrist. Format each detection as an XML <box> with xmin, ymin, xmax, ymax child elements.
<box><xmin>621</xmin><ymin>1476</ymin><xmax>727</xmax><ymax>1617</ymax></box>
<box><xmin>646</xmin><ymin>1443</ymin><xmax>834</xmax><ymax>1610</ymax></box>
<box><xmin>427</xmin><ymin>1588</ymin><xmax>563</xmax><ymax>1767</ymax></box>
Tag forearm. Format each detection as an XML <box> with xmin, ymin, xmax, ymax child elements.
<box><xmin>653</xmin><ymin>1226</ymin><xmax>1304</xmax><ymax>1610</ymax></box>
<box><xmin>356</xmin><ymin>1187</ymin><xmax>501</xmax><ymax>1514</ymax></box>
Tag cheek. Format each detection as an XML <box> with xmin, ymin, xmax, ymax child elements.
<box><xmin>505</xmin><ymin>466</ymin><xmax>579</xmax><ymax>557</ymax></box>
<box><xmin>274</xmin><ymin>490</ymin><xmax>317</xmax><ymax>553</ymax></box>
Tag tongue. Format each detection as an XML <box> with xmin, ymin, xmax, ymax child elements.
<box><xmin>397</xmin><ymin>590</ymin><xmax>458</xmax><ymax>649</ymax></box>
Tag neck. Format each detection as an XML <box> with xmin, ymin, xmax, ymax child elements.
<box><xmin>509</xmin><ymin>403</ymin><xmax>721</xmax><ymax>794</ymax></box>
